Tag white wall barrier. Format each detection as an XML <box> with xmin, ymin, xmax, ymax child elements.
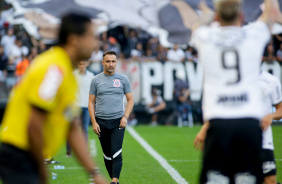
<box><xmin>116</xmin><ymin>61</ymin><xmax>282</xmax><ymax>104</ymax></box>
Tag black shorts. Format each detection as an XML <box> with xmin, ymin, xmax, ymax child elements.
<box><xmin>200</xmin><ymin>118</ymin><xmax>263</xmax><ymax>184</ymax></box>
<box><xmin>261</xmin><ymin>149</ymin><xmax>276</xmax><ymax>177</ymax></box>
<box><xmin>0</xmin><ymin>143</ymin><xmax>39</xmax><ymax>184</ymax></box>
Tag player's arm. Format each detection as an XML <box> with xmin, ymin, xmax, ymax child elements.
<box><xmin>67</xmin><ymin>117</ymin><xmax>107</xmax><ymax>184</ymax></box>
<box><xmin>261</xmin><ymin>102</ymin><xmax>282</xmax><ymax>131</ymax></box>
<box><xmin>194</xmin><ymin>121</ymin><xmax>210</xmax><ymax>151</ymax></box>
<box><xmin>260</xmin><ymin>0</ymin><xmax>282</xmax><ymax>29</ymax></box>
<box><xmin>88</xmin><ymin>94</ymin><xmax>100</xmax><ymax>136</ymax></box>
<box><xmin>191</xmin><ymin>0</ymin><xmax>214</xmax><ymax>31</ymax></box>
<box><xmin>28</xmin><ymin>106</ymin><xmax>48</xmax><ymax>184</ymax></box>
<box><xmin>120</xmin><ymin>92</ymin><xmax>134</xmax><ymax>128</ymax></box>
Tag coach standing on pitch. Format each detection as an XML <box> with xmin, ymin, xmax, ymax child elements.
<box><xmin>88</xmin><ymin>50</ymin><xmax>134</xmax><ymax>184</ymax></box>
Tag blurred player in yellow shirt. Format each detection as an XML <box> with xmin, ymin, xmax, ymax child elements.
<box><xmin>0</xmin><ymin>13</ymin><xmax>106</xmax><ymax>184</ymax></box>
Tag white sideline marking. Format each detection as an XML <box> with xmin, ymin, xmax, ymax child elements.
<box><xmin>50</xmin><ymin>167</ymin><xmax>100</xmax><ymax>170</ymax></box>
<box><xmin>126</xmin><ymin>126</ymin><xmax>188</xmax><ymax>184</ymax></box>
<box><xmin>90</xmin><ymin>139</ymin><xmax>97</xmax><ymax>157</ymax></box>
<box><xmin>50</xmin><ymin>167</ymin><xmax>84</xmax><ymax>170</ymax></box>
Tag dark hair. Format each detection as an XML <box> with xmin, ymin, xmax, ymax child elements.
<box><xmin>103</xmin><ymin>50</ymin><xmax>117</xmax><ymax>59</ymax></box>
<box><xmin>58</xmin><ymin>12</ymin><xmax>91</xmax><ymax>45</ymax></box>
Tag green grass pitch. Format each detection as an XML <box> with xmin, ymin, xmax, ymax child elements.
<box><xmin>0</xmin><ymin>125</ymin><xmax>280</xmax><ymax>184</ymax></box>
<box><xmin>45</xmin><ymin>125</ymin><xmax>282</xmax><ymax>184</ymax></box>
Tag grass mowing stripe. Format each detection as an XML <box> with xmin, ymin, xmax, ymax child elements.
<box><xmin>89</xmin><ymin>139</ymin><xmax>97</xmax><ymax>157</ymax></box>
<box><xmin>50</xmin><ymin>167</ymin><xmax>84</xmax><ymax>170</ymax></box>
<box><xmin>126</xmin><ymin>126</ymin><xmax>189</xmax><ymax>184</ymax></box>
<box><xmin>169</xmin><ymin>160</ymin><xmax>201</xmax><ymax>162</ymax></box>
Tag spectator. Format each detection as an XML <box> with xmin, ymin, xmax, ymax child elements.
<box><xmin>102</xmin><ymin>41</ymin><xmax>109</xmax><ymax>52</ymax></box>
<box><xmin>1</xmin><ymin>27</ymin><xmax>16</xmax><ymax>57</ymax></box>
<box><xmin>89</xmin><ymin>45</ymin><xmax>103</xmax><ymax>75</ymax></box>
<box><xmin>28</xmin><ymin>46</ymin><xmax>38</xmax><ymax>62</ymax></box>
<box><xmin>9</xmin><ymin>37</ymin><xmax>28</xmax><ymax>67</ymax></box>
<box><xmin>0</xmin><ymin>45</ymin><xmax>8</xmax><ymax>79</ymax></box>
<box><xmin>0</xmin><ymin>2</ymin><xmax>13</xmax><ymax>31</ymax></box>
<box><xmin>137</xmin><ymin>28</ymin><xmax>151</xmax><ymax>50</ymax></box>
<box><xmin>156</xmin><ymin>44</ymin><xmax>168</xmax><ymax>63</ymax></box>
<box><xmin>174</xmin><ymin>70</ymin><xmax>193</xmax><ymax>127</ymax></box>
<box><xmin>276</xmin><ymin>43</ymin><xmax>282</xmax><ymax>64</ymax></box>
<box><xmin>185</xmin><ymin>46</ymin><xmax>194</xmax><ymax>62</ymax></box>
<box><xmin>144</xmin><ymin>49</ymin><xmax>156</xmax><ymax>62</ymax></box>
<box><xmin>192</xmin><ymin>50</ymin><xmax>198</xmax><ymax>63</ymax></box>
<box><xmin>108</xmin><ymin>36</ymin><xmax>121</xmax><ymax>56</ymax></box>
<box><xmin>127</xmin><ymin>30</ymin><xmax>138</xmax><ymax>54</ymax></box>
<box><xmin>147</xmin><ymin>37</ymin><xmax>159</xmax><ymax>56</ymax></box>
<box><xmin>101</xmin><ymin>31</ymin><xmax>108</xmax><ymax>44</ymax></box>
<box><xmin>167</xmin><ymin>44</ymin><xmax>185</xmax><ymax>62</ymax></box>
<box><xmin>146</xmin><ymin>88</ymin><xmax>166</xmax><ymax>126</ymax></box>
<box><xmin>108</xmin><ymin>26</ymin><xmax>128</xmax><ymax>55</ymax></box>
<box><xmin>15</xmin><ymin>51</ymin><xmax>29</xmax><ymax>82</ymax></box>
<box><xmin>263</xmin><ymin>43</ymin><xmax>275</xmax><ymax>62</ymax></box>
<box><xmin>17</xmin><ymin>30</ymin><xmax>33</xmax><ymax>50</ymax></box>
<box><xmin>131</xmin><ymin>42</ymin><xmax>144</xmax><ymax>61</ymax></box>
<box><xmin>38</xmin><ymin>40</ymin><xmax>47</xmax><ymax>54</ymax></box>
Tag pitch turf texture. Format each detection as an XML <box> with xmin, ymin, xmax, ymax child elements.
<box><xmin>2</xmin><ymin>125</ymin><xmax>282</xmax><ymax>184</ymax></box>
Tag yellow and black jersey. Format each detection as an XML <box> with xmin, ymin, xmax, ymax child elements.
<box><xmin>0</xmin><ymin>46</ymin><xmax>79</xmax><ymax>158</ymax></box>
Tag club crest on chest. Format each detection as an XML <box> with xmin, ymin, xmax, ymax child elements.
<box><xmin>113</xmin><ymin>79</ymin><xmax>121</xmax><ymax>87</ymax></box>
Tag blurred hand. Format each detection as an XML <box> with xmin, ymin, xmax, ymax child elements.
<box><xmin>194</xmin><ymin>122</ymin><xmax>209</xmax><ymax>151</ymax></box>
<box><xmin>199</xmin><ymin>0</ymin><xmax>214</xmax><ymax>15</ymax></box>
<box><xmin>93</xmin><ymin>175</ymin><xmax>107</xmax><ymax>184</ymax></box>
<box><xmin>261</xmin><ymin>114</ymin><xmax>273</xmax><ymax>131</ymax></box>
<box><xmin>93</xmin><ymin>122</ymin><xmax>101</xmax><ymax>136</ymax></box>
<box><xmin>194</xmin><ymin>131</ymin><xmax>206</xmax><ymax>151</ymax></box>
<box><xmin>119</xmin><ymin>116</ymin><xmax>127</xmax><ymax>128</ymax></box>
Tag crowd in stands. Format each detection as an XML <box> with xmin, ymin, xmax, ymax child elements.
<box><xmin>1</xmin><ymin>1</ymin><xmax>282</xmax><ymax>125</ymax></box>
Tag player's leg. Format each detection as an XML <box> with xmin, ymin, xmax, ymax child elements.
<box><xmin>229</xmin><ymin>118</ymin><xmax>262</xmax><ymax>184</ymax></box>
<box><xmin>261</xmin><ymin>149</ymin><xmax>277</xmax><ymax>184</ymax></box>
<box><xmin>96</xmin><ymin>118</ymin><xmax>113</xmax><ymax>178</ymax></box>
<box><xmin>81</xmin><ymin>107</ymin><xmax>90</xmax><ymax>141</ymax></box>
<box><xmin>111</xmin><ymin>121</ymin><xmax>125</xmax><ymax>182</ymax></box>
<box><xmin>200</xmin><ymin>119</ymin><xmax>231</xmax><ymax>184</ymax></box>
